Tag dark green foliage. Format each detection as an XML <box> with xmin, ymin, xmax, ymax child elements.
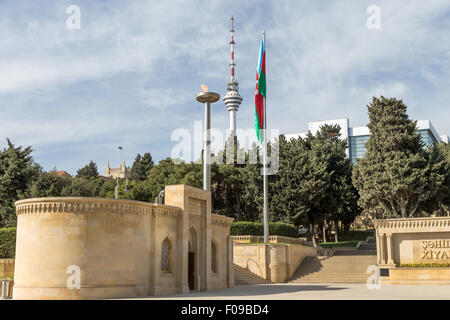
<box><xmin>0</xmin><ymin>227</ymin><xmax>16</xmax><ymax>258</ymax></box>
<box><xmin>61</xmin><ymin>176</ymin><xmax>104</xmax><ymax>197</ymax></box>
<box><xmin>269</xmin><ymin>222</ymin><xmax>299</xmax><ymax>238</ymax></box>
<box><xmin>130</xmin><ymin>153</ymin><xmax>154</xmax><ymax>181</ymax></box>
<box><xmin>26</xmin><ymin>170</ymin><xmax>72</xmax><ymax>198</ymax></box>
<box><xmin>0</xmin><ymin>139</ymin><xmax>40</xmax><ymax>227</ymax></box>
<box><xmin>270</xmin><ymin>125</ymin><xmax>361</xmax><ymax>241</ymax></box>
<box><xmin>230</xmin><ymin>221</ymin><xmax>298</xmax><ymax>238</ymax></box>
<box><xmin>76</xmin><ymin>160</ymin><xmax>99</xmax><ymax>178</ymax></box>
<box><xmin>353</xmin><ymin>97</ymin><xmax>447</xmax><ymax>218</ymax></box>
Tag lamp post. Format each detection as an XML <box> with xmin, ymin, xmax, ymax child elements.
<box><xmin>195</xmin><ymin>86</ymin><xmax>220</xmax><ymax>191</ymax></box>
<box><xmin>115</xmin><ymin>146</ymin><xmax>123</xmax><ymax>200</ymax></box>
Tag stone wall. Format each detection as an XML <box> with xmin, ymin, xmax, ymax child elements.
<box><xmin>0</xmin><ymin>259</ymin><xmax>14</xmax><ymax>279</ymax></box>
<box><xmin>374</xmin><ymin>217</ymin><xmax>450</xmax><ymax>267</ymax></box>
<box><xmin>374</xmin><ymin>216</ymin><xmax>450</xmax><ymax>284</ymax></box>
<box><xmin>233</xmin><ymin>243</ymin><xmax>317</xmax><ymax>283</ymax></box>
<box><xmin>13</xmin><ymin>185</ymin><xmax>234</xmax><ymax>300</ymax></box>
<box><xmin>232</xmin><ymin>235</ymin><xmax>308</xmax><ymax>245</ymax></box>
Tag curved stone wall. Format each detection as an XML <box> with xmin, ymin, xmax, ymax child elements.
<box><xmin>13</xmin><ymin>197</ymin><xmax>180</xmax><ymax>300</ymax></box>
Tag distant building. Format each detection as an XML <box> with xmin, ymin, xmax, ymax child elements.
<box><xmin>97</xmin><ymin>175</ymin><xmax>114</xmax><ymax>181</ymax></box>
<box><xmin>285</xmin><ymin>118</ymin><xmax>448</xmax><ymax>164</ymax></box>
<box><xmin>105</xmin><ymin>161</ymin><xmax>130</xmax><ymax>179</ymax></box>
<box><xmin>48</xmin><ymin>171</ymin><xmax>71</xmax><ymax>178</ymax></box>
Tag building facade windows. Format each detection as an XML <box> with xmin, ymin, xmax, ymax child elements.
<box><xmin>161</xmin><ymin>238</ymin><xmax>172</xmax><ymax>273</ymax></box>
<box><xmin>211</xmin><ymin>241</ymin><xmax>217</xmax><ymax>273</ymax></box>
<box><xmin>349</xmin><ymin>135</ymin><xmax>370</xmax><ymax>164</ymax></box>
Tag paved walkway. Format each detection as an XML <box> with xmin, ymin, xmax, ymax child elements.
<box><xmin>127</xmin><ymin>283</ymin><xmax>450</xmax><ymax>300</ymax></box>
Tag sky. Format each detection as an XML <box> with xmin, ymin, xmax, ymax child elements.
<box><xmin>1</xmin><ymin>0</ymin><xmax>450</xmax><ymax>175</ymax></box>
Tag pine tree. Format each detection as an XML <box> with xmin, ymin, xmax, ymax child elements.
<box><xmin>353</xmin><ymin>96</ymin><xmax>446</xmax><ymax>218</ymax></box>
<box><xmin>76</xmin><ymin>160</ymin><xmax>99</xmax><ymax>178</ymax></box>
<box><xmin>0</xmin><ymin>139</ymin><xmax>40</xmax><ymax>226</ymax></box>
<box><xmin>130</xmin><ymin>153</ymin><xmax>154</xmax><ymax>181</ymax></box>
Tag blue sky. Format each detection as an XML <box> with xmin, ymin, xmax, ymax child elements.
<box><xmin>1</xmin><ymin>0</ymin><xmax>450</xmax><ymax>175</ymax></box>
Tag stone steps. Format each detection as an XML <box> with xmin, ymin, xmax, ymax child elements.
<box><xmin>290</xmin><ymin>254</ymin><xmax>377</xmax><ymax>283</ymax></box>
<box><xmin>291</xmin><ymin>275</ymin><xmax>370</xmax><ymax>283</ymax></box>
<box><xmin>234</xmin><ymin>265</ymin><xmax>270</xmax><ymax>286</ymax></box>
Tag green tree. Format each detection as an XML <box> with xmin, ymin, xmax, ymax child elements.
<box><xmin>420</xmin><ymin>142</ymin><xmax>450</xmax><ymax>215</ymax></box>
<box><xmin>26</xmin><ymin>170</ymin><xmax>72</xmax><ymax>198</ymax></box>
<box><xmin>61</xmin><ymin>176</ymin><xmax>103</xmax><ymax>197</ymax></box>
<box><xmin>0</xmin><ymin>139</ymin><xmax>40</xmax><ymax>227</ymax></box>
<box><xmin>211</xmin><ymin>135</ymin><xmax>246</xmax><ymax>220</ymax></box>
<box><xmin>130</xmin><ymin>152</ymin><xmax>154</xmax><ymax>181</ymax></box>
<box><xmin>353</xmin><ymin>96</ymin><xmax>446</xmax><ymax>218</ymax></box>
<box><xmin>313</xmin><ymin>124</ymin><xmax>361</xmax><ymax>241</ymax></box>
<box><xmin>76</xmin><ymin>160</ymin><xmax>99</xmax><ymax>178</ymax></box>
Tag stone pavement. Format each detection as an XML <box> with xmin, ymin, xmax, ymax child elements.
<box><xmin>125</xmin><ymin>283</ymin><xmax>450</xmax><ymax>300</ymax></box>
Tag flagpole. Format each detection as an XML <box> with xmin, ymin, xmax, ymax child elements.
<box><xmin>262</xmin><ymin>30</ymin><xmax>269</xmax><ymax>244</ymax></box>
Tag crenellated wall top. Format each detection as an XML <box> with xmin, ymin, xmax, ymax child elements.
<box><xmin>374</xmin><ymin>216</ymin><xmax>450</xmax><ymax>233</ymax></box>
<box><xmin>15</xmin><ymin>197</ymin><xmax>181</xmax><ymax>217</ymax></box>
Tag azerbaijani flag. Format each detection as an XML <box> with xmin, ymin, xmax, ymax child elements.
<box><xmin>254</xmin><ymin>35</ymin><xmax>266</xmax><ymax>144</ymax></box>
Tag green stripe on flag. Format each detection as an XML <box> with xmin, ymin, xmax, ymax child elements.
<box><xmin>258</xmin><ymin>72</ymin><xmax>266</xmax><ymax>98</ymax></box>
<box><xmin>254</xmin><ymin>108</ymin><xmax>262</xmax><ymax>143</ymax></box>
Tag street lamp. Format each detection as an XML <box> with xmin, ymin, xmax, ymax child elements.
<box><xmin>115</xmin><ymin>146</ymin><xmax>123</xmax><ymax>200</ymax></box>
<box><xmin>195</xmin><ymin>85</ymin><xmax>220</xmax><ymax>191</ymax></box>
<box><xmin>114</xmin><ymin>146</ymin><xmax>129</xmax><ymax>200</ymax></box>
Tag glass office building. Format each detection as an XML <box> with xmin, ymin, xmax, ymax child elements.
<box><xmin>285</xmin><ymin>118</ymin><xmax>447</xmax><ymax>164</ymax></box>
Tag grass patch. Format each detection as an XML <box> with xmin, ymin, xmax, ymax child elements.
<box><xmin>320</xmin><ymin>230</ymin><xmax>374</xmax><ymax>248</ymax></box>
<box><xmin>340</xmin><ymin>230</ymin><xmax>374</xmax><ymax>242</ymax></box>
<box><xmin>321</xmin><ymin>240</ymin><xmax>360</xmax><ymax>248</ymax></box>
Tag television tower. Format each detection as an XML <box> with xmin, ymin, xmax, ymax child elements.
<box><xmin>223</xmin><ymin>16</ymin><xmax>243</xmax><ymax>136</ymax></box>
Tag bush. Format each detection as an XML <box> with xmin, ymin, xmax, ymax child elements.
<box><xmin>399</xmin><ymin>263</ymin><xmax>450</xmax><ymax>268</ymax></box>
<box><xmin>230</xmin><ymin>222</ymin><xmax>298</xmax><ymax>238</ymax></box>
<box><xmin>0</xmin><ymin>227</ymin><xmax>16</xmax><ymax>259</ymax></box>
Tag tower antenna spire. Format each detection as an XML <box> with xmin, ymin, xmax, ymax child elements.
<box><xmin>223</xmin><ymin>15</ymin><xmax>243</xmax><ymax>136</ymax></box>
<box><xmin>230</xmin><ymin>15</ymin><xmax>236</xmax><ymax>83</ymax></box>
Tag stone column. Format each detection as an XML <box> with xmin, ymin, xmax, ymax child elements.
<box><xmin>204</xmin><ymin>197</ymin><xmax>212</xmax><ymax>291</ymax></box>
<box><xmin>148</xmin><ymin>209</ymin><xmax>157</xmax><ymax>295</ymax></box>
<box><xmin>376</xmin><ymin>233</ymin><xmax>384</xmax><ymax>265</ymax></box>
<box><xmin>386</xmin><ymin>233</ymin><xmax>395</xmax><ymax>267</ymax></box>
<box><xmin>176</xmin><ymin>211</ymin><xmax>189</xmax><ymax>294</ymax></box>
<box><xmin>227</xmin><ymin>236</ymin><xmax>234</xmax><ymax>288</ymax></box>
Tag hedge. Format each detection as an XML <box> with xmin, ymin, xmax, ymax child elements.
<box><xmin>0</xmin><ymin>227</ymin><xmax>16</xmax><ymax>259</ymax></box>
<box><xmin>230</xmin><ymin>222</ymin><xmax>298</xmax><ymax>238</ymax></box>
<box><xmin>399</xmin><ymin>263</ymin><xmax>450</xmax><ymax>268</ymax></box>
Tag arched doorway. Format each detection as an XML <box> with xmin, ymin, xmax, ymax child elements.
<box><xmin>188</xmin><ymin>227</ymin><xmax>198</xmax><ymax>291</ymax></box>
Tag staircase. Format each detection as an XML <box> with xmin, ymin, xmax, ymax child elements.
<box><xmin>290</xmin><ymin>237</ymin><xmax>377</xmax><ymax>283</ymax></box>
<box><xmin>234</xmin><ymin>265</ymin><xmax>270</xmax><ymax>286</ymax></box>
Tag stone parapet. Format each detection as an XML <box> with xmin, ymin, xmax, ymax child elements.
<box><xmin>233</xmin><ymin>243</ymin><xmax>317</xmax><ymax>283</ymax></box>
<box><xmin>13</xmin><ymin>197</ymin><xmax>181</xmax><ymax>299</ymax></box>
<box><xmin>374</xmin><ymin>216</ymin><xmax>450</xmax><ymax>269</ymax></box>
<box><xmin>231</xmin><ymin>235</ymin><xmax>307</xmax><ymax>245</ymax></box>
<box><xmin>15</xmin><ymin>197</ymin><xmax>181</xmax><ymax>217</ymax></box>
<box><xmin>13</xmin><ymin>186</ymin><xmax>234</xmax><ymax>299</ymax></box>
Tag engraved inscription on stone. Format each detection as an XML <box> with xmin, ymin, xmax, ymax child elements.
<box><xmin>189</xmin><ymin>198</ymin><xmax>204</xmax><ymax>215</ymax></box>
<box><xmin>420</xmin><ymin>239</ymin><xmax>450</xmax><ymax>261</ymax></box>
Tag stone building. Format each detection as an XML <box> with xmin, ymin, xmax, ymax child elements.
<box><xmin>13</xmin><ymin>185</ymin><xmax>234</xmax><ymax>299</ymax></box>
<box><xmin>105</xmin><ymin>160</ymin><xmax>130</xmax><ymax>179</ymax></box>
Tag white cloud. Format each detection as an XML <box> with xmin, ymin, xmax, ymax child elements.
<box><xmin>1</xmin><ymin>0</ymin><xmax>450</xmax><ymax>173</ymax></box>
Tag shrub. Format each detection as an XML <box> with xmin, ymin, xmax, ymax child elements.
<box><xmin>398</xmin><ymin>263</ymin><xmax>450</xmax><ymax>268</ymax></box>
<box><xmin>230</xmin><ymin>222</ymin><xmax>298</xmax><ymax>238</ymax></box>
<box><xmin>0</xmin><ymin>227</ymin><xmax>16</xmax><ymax>259</ymax></box>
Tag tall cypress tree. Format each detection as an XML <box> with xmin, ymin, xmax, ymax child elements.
<box><xmin>130</xmin><ymin>153</ymin><xmax>154</xmax><ymax>181</ymax></box>
<box><xmin>76</xmin><ymin>160</ymin><xmax>99</xmax><ymax>178</ymax></box>
<box><xmin>353</xmin><ymin>96</ymin><xmax>445</xmax><ymax>218</ymax></box>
